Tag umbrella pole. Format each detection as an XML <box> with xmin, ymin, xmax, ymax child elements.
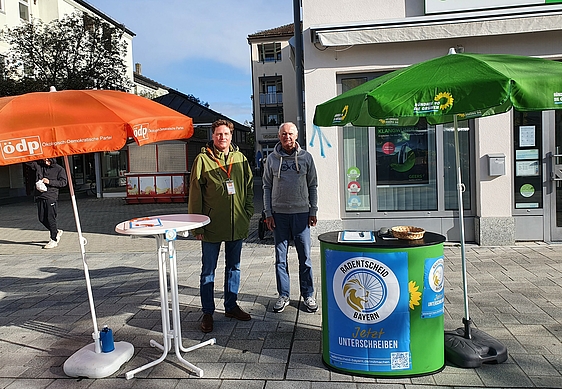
<box><xmin>444</xmin><ymin>118</ymin><xmax>508</xmax><ymax>367</ymax></box>
<box><xmin>453</xmin><ymin>116</ymin><xmax>472</xmax><ymax>339</ymax></box>
<box><xmin>63</xmin><ymin>156</ymin><xmax>102</xmax><ymax>353</ymax></box>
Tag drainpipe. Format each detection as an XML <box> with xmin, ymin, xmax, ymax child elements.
<box><xmin>293</xmin><ymin>0</ymin><xmax>305</xmax><ymax>147</ymax></box>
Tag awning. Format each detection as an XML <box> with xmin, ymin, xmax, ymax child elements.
<box><xmin>312</xmin><ymin>6</ymin><xmax>562</xmax><ymax>47</ymax></box>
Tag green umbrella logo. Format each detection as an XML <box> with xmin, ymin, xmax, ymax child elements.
<box><xmin>435</xmin><ymin>92</ymin><xmax>454</xmax><ymax>111</ymax></box>
<box><xmin>332</xmin><ymin>105</ymin><xmax>349</xmax><ymax>124</ymax></box>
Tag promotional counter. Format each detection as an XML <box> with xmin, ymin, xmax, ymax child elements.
<box><xmin>318</xmin><ymin>231</ymin><xmax>446</xmax><ymax>377</ymax></box>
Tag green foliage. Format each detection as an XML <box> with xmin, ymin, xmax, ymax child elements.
<box><xmin>0</xmin><ymin>12</ymin><xmax>132</xmax><ymax>96</ymax></box>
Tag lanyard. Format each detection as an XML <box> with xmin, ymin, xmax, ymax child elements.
<box><xmin>207</xmin><ymin>147</ymin><xmax>234</xmax><ymax>179</ymax></box>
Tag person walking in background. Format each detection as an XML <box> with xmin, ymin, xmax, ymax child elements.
<box><xmin>27</xmin><ymin>158</ymin><xmax>68</xmax><ymax>249</ymax></box>
<box><xmin>188</xmin><ymin>119</ymin><xmax>254</xmax><ymax>333</ymax></box>
<box><xmin>263</xmin><ymin>122</ymin><xmax>319</xmax><ymax>313</ymax></box>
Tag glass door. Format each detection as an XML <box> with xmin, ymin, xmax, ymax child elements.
<box><xmin>550</xmin><ymin>111</ymin><xmax>562</xmax><ymax>240</ymax></box>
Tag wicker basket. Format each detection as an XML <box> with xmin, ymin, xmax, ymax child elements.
<box><xmin>391</xmin><ymin>226</ymin><xmax>425</xmax><ymax>240</ymax></box>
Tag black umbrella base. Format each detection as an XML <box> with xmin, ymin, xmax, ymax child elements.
<box><xmin>444</xmin><ymin>327</ymin><xmax>508</xmax><ymax>368</ymax></box>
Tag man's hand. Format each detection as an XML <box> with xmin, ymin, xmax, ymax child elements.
<box><xmin>42</xmin><ymin>178</ymin><xmax>50</xmax><ymax>184</ymax></box>
<box><xmin>309</xmin><ymin>216</ymin><xmax>317</xmax><ymax>227</ymax></box>
<box><xmin>265</xmin><ymin>216</ymin><xmax>275</xmax><ymax>231</ymax></box>
<box><xmin>195</xmin><ymin>234</ymin><xmax>203</xmax><ymax>240</ymax></box>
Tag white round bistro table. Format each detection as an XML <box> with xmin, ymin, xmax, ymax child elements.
<box><xmin>115</xmin><ymin>214</ymin><xmax>214</xmax><ymax>379</ymax></box>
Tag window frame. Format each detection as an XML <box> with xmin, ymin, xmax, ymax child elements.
<box><xmin>19</xmin><ymin>0</ymin><xmax>29</xmax><ymax>21</ymax></box>
<box><xmin>336</xmin><ymin>72</ymin><xmax>476</xmax><ymax>219</ymax></box>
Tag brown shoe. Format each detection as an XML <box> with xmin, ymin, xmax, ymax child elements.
<box><xmin>225</xmin><ymin>305</ymin><xmax>251</xmax><ymax>321</ymax></box>
<box><xmin>200</xmin><ymin>313</ymin><xmax>213</xmax><ymax>333</ymax></box>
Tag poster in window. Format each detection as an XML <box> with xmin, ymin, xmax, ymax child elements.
<box><xmin>156</xmin><ymin>175</ymin><xmax>172</xmax><ymax>195</ymax></box>
<box><xmin>172</xmin><ymin>175</ymin><xmax>185</xmax><ymax>195</ymax></box>
<box><xmin>139</xmin><ymin>176</ymin><xmax>155</xmax><ymax>195</ymax></box>
<box><xmin>127</xmin><ymin>177</ymin><xmax>139</xmax><ymax>195</ymax></box>
<box><xmin>376</xmin><ymin>126</ymin><xmax>429</xmax><ymax>186</ymax></box>
<box><xmin>519</xmin><ymin>126</ymin><xmax>535</xmax><ymax>147</ymax></box>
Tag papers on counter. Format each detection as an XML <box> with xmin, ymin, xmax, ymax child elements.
<box><xmin>338</xmin><ymin>230</ymin><xmax>375</xmax><ymax>243</ymax></box>
<box><xmin>129</xmin><ymin>217</ymin><xmax>163</xmax><ymax>229</ymax></box>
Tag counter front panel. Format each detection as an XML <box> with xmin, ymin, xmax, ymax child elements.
<box><xmin>319</xmin><ymin>231</ymin><xmax>445</xmax><ymax>377</ymax></box>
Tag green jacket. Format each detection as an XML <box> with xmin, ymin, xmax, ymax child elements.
<box><xmin>188</xmin><ymin>142</ymin><xmax>254</xmax><ymax>242</ymax></box>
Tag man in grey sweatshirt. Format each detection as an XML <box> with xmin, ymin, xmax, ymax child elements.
<box><xmin>263</xmin><ymin>122</ymin><xmax>319</xmax><ymax>313</ymax></box>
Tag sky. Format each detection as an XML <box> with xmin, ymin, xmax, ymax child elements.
<box><xmin>86</xmin><ymin>0</ymin><xmax>295</xmax><ymax>125</ymax></box>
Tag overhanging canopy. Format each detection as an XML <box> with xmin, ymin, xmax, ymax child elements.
<box><xmin>312</xmin><ymin>5</ymin><xmax>562</xmax><ymax>47</ymax></box>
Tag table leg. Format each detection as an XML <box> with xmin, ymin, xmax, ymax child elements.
<box><xmin>125</xmin><ymin>237</ymin><xmax>172</xmax><ymax>379</ymax></box>
<box><xmin>168</xmin><ymin>240</ymin><xmax>216</xmax><ymax>377</ymax></box>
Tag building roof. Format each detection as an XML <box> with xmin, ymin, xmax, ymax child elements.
<box><xmin>75</xmin><ymin>0</ymin><xmax>135</xmax><ymax>36</ymax></box>
<box><xmin>247</xmin><ymin>23</ymin><xmax>296</xmax><ymax>40</ymax></box>
<box><xmin>154</xmin><ymin>90</ymin><xmax>250</xmax><ymax>132</ymax></box>
<box><xmin>134</xmin><ymin>73</ymin><xmax>168</xmax><ymax>90</ymax></box>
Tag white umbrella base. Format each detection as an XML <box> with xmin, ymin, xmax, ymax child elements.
<box><xmin>63</xmin><ymin>341</ymin><xmax>134</xmax><ymax>379</ymax></box>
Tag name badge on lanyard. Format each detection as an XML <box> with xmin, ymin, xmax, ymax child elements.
<box><xmin>226</xmin><ymin>179</ymin><xmax>235</xmax><ymax>195</ymax></box>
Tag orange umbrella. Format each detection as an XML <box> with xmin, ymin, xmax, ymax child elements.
<box><xmin>0</xmin><ymin>88</ymin><xmax>194</xmax><ymax>378</ymax></box>
<box><xmin>0</xmin><ymin>88</ymin><xmax>193</xmax><ymax>165</ymax></box>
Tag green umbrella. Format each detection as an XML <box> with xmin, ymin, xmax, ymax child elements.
<box><xmin>313</xmin><ymin>51</ymin><xmax>562</xmax><ymax>367</ymax></box>
<box><xmin>314</xmin><ymin>52</ymin><xmax>562</xmax><ymax>127</ymax></box>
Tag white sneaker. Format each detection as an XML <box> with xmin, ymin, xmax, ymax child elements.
<box><xmin>273</xmin><ymin>296</ymin><xmax>290</xmax><ymax>312</ymax></box>
<box><xmin>56</xmin><ymin>229</ymin><xmax>63</xmax><ymax>243</ymax></box>
<box><xmin>303</xmin><ymin>296</ymin><xmax>318</xmax><ymax>313</ymax></box>
<box><xmin>44</xmin><ymin>239</ymin><xmax>58</xmax><ymax>249</ymax></box>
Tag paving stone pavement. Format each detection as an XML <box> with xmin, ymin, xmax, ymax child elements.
<box><xmin>0</xmin><ymin>181</ymin><xmax>561</xmax><ymax>388</ymax></box>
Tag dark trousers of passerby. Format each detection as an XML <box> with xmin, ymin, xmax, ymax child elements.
<box><xmin>37</xmin><ymin>198</ymin><xmax>58</xmax><ymax>241</ymax></box>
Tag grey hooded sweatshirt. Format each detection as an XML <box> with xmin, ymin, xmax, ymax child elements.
<box><xmin>263</xmin><ymin>141</ymin><xmax>318</xmax><ymax>218</ymax></box>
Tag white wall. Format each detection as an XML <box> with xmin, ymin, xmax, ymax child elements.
<box><xmin>475</xmin><ymin>113</ymin><xmax>513</xmax><ymax>218</ymax></box>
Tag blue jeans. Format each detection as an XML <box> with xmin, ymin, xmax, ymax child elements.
<box><xmin>200</xmin><ymin>239</ymin><xmax>242</xmax><ymax>314</ymax></box>
<box><xmin>272</xmin><ymin>212</ymin><xmax>314</xmax><ymax>299</ymax></box>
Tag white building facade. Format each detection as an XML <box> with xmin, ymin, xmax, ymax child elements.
<box><xmin>303</xmin><ymin>0</ymin><xmax>562</xmax><ymax>245</ymax></box>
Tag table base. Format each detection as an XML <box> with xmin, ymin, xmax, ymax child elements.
<box><xmin>125</xmin><ymin>234</ymin><xmax>215</xmax><ymax>379</ymax></box>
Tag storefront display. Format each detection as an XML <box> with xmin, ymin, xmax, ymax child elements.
<box><xmin>125</xmin><ymin>172</ymin><xmax>188</xmax><ymax>203</ymax></box>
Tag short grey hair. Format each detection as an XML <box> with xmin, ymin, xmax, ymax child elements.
<box><xmin>278</xmin><ymin>122</ymin><xmax>298</xmax><ymax>135</ymax></box>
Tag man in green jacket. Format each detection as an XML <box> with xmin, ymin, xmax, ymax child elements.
<box><xmin>188</xmin><ymin>119</ymin><xmax>254</xmax><ymax>333</ymax></box>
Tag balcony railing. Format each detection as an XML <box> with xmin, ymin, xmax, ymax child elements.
<box><xmin>259</xmin><ymin>92</ymin><xmax>283</xmax><ymax>105</ymax></box>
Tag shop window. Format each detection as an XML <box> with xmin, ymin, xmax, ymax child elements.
<box><xmin>343</xmin><ymin>126</ymin><xmax>371</xmax><ymax>211</ymax></box>
<box><xmin>101</xmin><ymin>150</ymin><xmax>127</xmax><ymax>191</ymax></box>
<box><xmin>513</xmin><ymin>110</ymin><xmax>542</xmax><ymax>209</ymax></box>
<box><xmin>341</xmin><ymin>77</ymin><xmax>370</xmax><ymax>211</ymax></box>
<box><xmin>444</xmin><ymin>121</ymin><xmax>472</xmax><ymax>210</ymax></box>
<box><xmin>377</xmin><ymin>122</ymin><xmax>438</xmax><ymax>211</ymax></box>
<box><xmin>339</xmin><ymin>73</ymin><xmax>474</xmax><ymax>214</ymax></box>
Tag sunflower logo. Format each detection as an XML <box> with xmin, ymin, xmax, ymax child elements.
<box><xmin>434</xmin><ymin>92</ymin><xmax>454</xmax><ymax>111</ymax></box>
<box><xmin>341</xmin><ymin>105</ymin><xmax>349</xmax><ymax>120</ymax></box>
<box><xmin>408</xmin><ymin>280</ymin><xmax>421</xmax><ymax>310</ymax></box>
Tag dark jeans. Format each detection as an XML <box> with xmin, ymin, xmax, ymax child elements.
<box><xmin>200</xmin><ymin>239</ymin><xmax>243</xmax><ymax>315</ymax></box>
<box><xmin>37</xmin><ymin>198</ymin><xmax>58</xmax><ymax>241</ymax></box>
